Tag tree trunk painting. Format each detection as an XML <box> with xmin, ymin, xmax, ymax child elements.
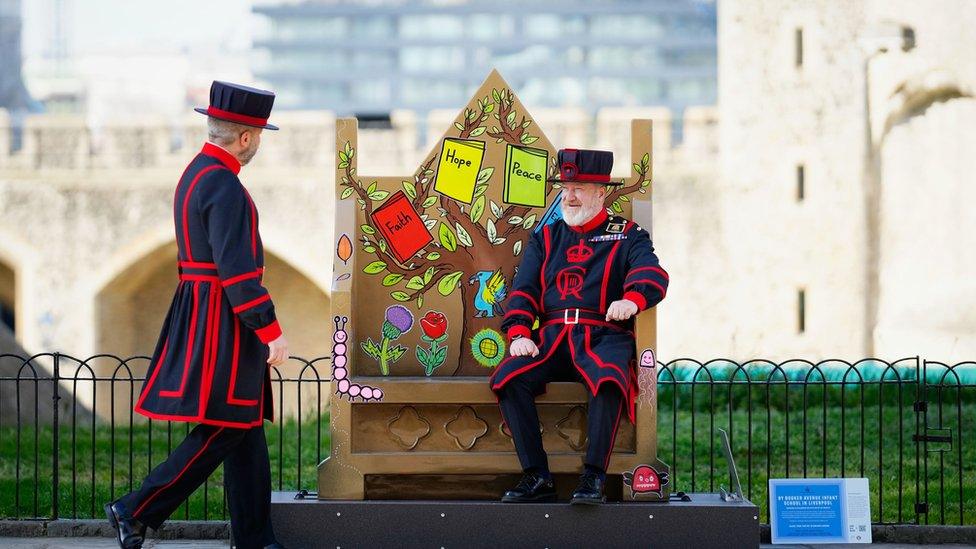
<box><xmin>337</xmin><ymin>71</ymin><xmax>650</xmax><ymax>377</ymax></box>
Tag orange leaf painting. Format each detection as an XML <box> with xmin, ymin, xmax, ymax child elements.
<box><xmin>336</xmin><ymin>233</ymin><xmax>352</xmax><ymax>264</ymax></box>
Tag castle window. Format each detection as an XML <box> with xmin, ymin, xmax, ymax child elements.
<box><xmin>796</xmin><ymin>164</ymin><xmax>805</xmax><ymax>201</ymax></box>
<box><xmin>797</xmin><ymin>288</ymin><xmax>806</xmax><ymax>334</ymax></box>
<box><xmin>795</xmin><ymin>27</ymin><xmax>804</xmax><ymax>68</ymax></box>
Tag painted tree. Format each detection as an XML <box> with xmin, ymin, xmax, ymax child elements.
<box><xmin>339</xmin><ymin>85</ymin><xmax>651</xmax><ymax>376</ymax></box>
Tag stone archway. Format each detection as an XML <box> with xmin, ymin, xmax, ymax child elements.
<box><xmin>0</xmin><ymin>259</ymin><xmax>14</xmax><ymax>336</ymax></box>
<box><xmin>96</xmin><ymin>242</ymin><xmax>332</xmax><ymax>360</ymax></box>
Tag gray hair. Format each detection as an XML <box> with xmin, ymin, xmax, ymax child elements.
<box><xmin>207</xmin><ymin>117</ymin><xmax>250</xmax><ymax>146</ymax></box>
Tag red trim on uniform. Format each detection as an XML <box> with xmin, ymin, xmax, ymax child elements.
<box><xmin>134</xmin><ymin>407</ymin><xmax>264</xmax><ymax>428</ymax></box>
<box><xmin>206</xmin><ymin>107</ymin><xmax>269</xmax><ymax>133</ymax></box>
<box><xmin>540</xmin><ymin>226</ymin><xmax>551</xmax><ymax>299</ymax></box>
<box><xmin>510</xmin><ymin>290</ymin><xmax>540</xmax><ymax>312</ymax></box>
<box><xmin>133</xmin><ymin>426</ymin><xmax>225</xmax><ymax>519</ymax></box>
<box><xmin>503</xmin><ymin>308</ymin><xmax>535</xmax><ymax>321</ymax></box>
<box><xmin>566</xmin><ymin>328</ymin><xmax>629</xmax><ymax>402</ymax></box>
<box><xmin>627</xmin><ymin>265</ymin><xmax>669</xmax><ymax>281</ymax></box>
<box><xmin>195</xmin><ymin>284</ymin><xmax>215</xmax><ymax>414</ymax></box>
<box><xmin>603</xmin><ymin>398</ymin><xmax>625</xmax><ymax>470</ymax></box>
<box><xmin>255</xmin><ymin>320</ymin><xmax>281</xmax><ymax>344</ymax></box>
<box><xmin>623</xmin><ymin>291</ymin><xmax>647</xmax><ymax>311</ymax></box>
<box><xmin>182</xmin><ymin>165</ymin><xmax>224</xmax><ymax>262</ymax></box>
<box><xmin>135</xmin><ymin>338</ymin><xmax>169</xmax><ymax>410</ymax></box>
<box><xmin>572</xmin><ymin>173</ymin><xmax>612</xmax><ymax>183</ymax></box>
<box><xmin>599</xmin><ymin>240</ymin><xmax>622</xmax><ymax>311</ymax></box>
<box><xmin>506</xmin><ymin>324</ymin><xmax>532</xmax><ymax>343</ymax></box>
<box><xmin>179</xmin><ymin>274</ymin><xmax>220</xmax><ymax>283</ymax></box>
<box><xmin>228</xmin><ymin>317</ymin><xmax>259</xmax><ymax>406</ymax></box>
<box><xmin>491</xmin><ymin>325</ymin><xmax>566</xmax><ymax>389</ymax></box>
<box><xmin>200</xmin><ymin>142</ymin><xmax>242</xmax><ymax>175</ymax></box>
<box><xmin>178</xmin><ymin>260</ymin><xmax>218</xmax><ymax>270</ymax></box>
<box><xmin>198</xmin><ymin>284</ymin><xmax>221</xmax><ymax>417</ymax></box>
<box><xmin>159</xmin><ymin>282</ymin><xmax>200</xmax><ymax>398</ymax></box>
<box><xmin>221</xmin><ymin>270</ymin><xmax>261</xmax><ymax>287</ymax></box>
<box><xmin>233</xmin><ymin>293</ymin><xmax>270</xmax><ymax>314</ymax></box>
<box><xmin>568</xmin><ymin>208</ymin><xmax>609</xmax><ymax>233</ymax></box>
<box><xmin>625</xmin><ymin>278</ymin><xmax>667</xmax><ymax>299</ymax></box>
<box><xmin>566</xmin><ymin>328</ymin><xmax>597</xmax><ymax>394</ymax></box>
<box><xmin>582</xmin><ymin>326</ymin><xmax>628</xmax><ymax>380</ymax></box>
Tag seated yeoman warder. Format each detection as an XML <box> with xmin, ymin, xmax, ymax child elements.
<box><xmin>490</xmin><ymin>148</ymin><xmax>669</xmax><ymax>505</ymax></box>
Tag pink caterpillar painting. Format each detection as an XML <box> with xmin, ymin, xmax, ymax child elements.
<box><xmin>332</xmin><ymin>316</ymin><xmax>383</xmax><ymax>401</ymax></box>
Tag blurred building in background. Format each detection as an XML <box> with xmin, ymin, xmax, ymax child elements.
<box><xmin>0</xmin><ymin>0</ymin><xmax>33</xmax><ymax>113</ymax></box>
<box><xmin>252</xmin><ymin>0</ymin><xmax>716</xmax><ymax>137</ymax></box>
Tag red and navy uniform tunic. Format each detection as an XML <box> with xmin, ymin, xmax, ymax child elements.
<box><xmin>490</xmin><ymin>208</ymin><xmax>668</xmax><ymax>423</ymax></box>
<box><xmin>134</xmin><ymin>143</ymin><xmax>281</xmax><ymax>428</ymax></box>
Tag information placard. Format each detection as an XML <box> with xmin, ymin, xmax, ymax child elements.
<box><xmin>769</xmin><ymin>478</ymin><xmax>871</xmax><ymax>544</ymax></box>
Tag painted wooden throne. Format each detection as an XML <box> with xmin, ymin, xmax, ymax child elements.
<box><xmin>319</xmin><ymin>70</ymin><xmax>668</xmax><ymax>501</ymax></box>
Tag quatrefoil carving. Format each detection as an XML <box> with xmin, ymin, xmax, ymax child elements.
<box><xmin>445</xmin><ymin>406</ymin><xmax>489</xmax><ymax>451</ymax></box>
<box><xmin>387</xmin><ymin>405</ymin><xmax>431</xmax><ymax>450</ymax></box>
<box><xmin>555</xmin><ymin>405</ymin><xmax>588</xmax><ymax>451</ymax></box>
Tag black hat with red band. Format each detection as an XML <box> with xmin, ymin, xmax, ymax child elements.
<box><xmin>547</xmin><ymin>148</ymin><xmax>621</xmax><ymax>186</ymax></box>
<box><xmin>194</xmin><ymin>81</ymin><xmax>279</xmax><ymax>131</ymax></box>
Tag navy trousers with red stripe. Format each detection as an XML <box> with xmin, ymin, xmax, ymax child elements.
<box><xmin>497</xmin><ymin>341</ymin><xmax>624</xmax><ymax>477</ymax></box>
<box><xmin>120</xmin><ymin>423</ymin><xmax>275</xmax><ymax>548</ymax></box>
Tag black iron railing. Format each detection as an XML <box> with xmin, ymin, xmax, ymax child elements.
<box><xmin>0</xmin><ymin>353</ymin><xmax>973</xmax><ymax>526</ymax></box>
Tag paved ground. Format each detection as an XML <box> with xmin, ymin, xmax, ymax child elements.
<box><xmin>1</xmin><ymin>541</ymin><xmax>975</xmax><ymax>548</ymax></box>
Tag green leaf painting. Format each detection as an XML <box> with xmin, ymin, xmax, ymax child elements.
<box><xmin>437</xmin><ymin>271</ymin><xmax>464</xmax><ymax>296</ymax></box>
<box><xmin>438</xmin><ymin>223</ymin><xmax>457</xmax><ymax>252</ymax></box>
<box><xmin>363</xmin><ymin>261</ymin><xmax>387</xmax><ymax>274</ymax></box>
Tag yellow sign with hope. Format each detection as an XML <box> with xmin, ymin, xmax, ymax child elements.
<box><xmin>433</xmin><ymin>138</ymin><xmax>486</xmax><ymax>204</ymax></box>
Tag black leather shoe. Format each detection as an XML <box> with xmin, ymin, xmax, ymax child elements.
<box><xmin>570</xmin><ymin>473</ymin><xmax>606</xmax><ymax>505</ymax></box>
<box><xmin>104</xmin><ymin>500</ymin><xmax>147</xmax><ymax>549</ymax></box>
<box><xmin>501</xmin><ymin>473</ymin><xmax>557</xmax><ymax>503</ymax></box>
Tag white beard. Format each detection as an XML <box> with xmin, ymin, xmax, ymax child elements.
<box><xmin>561</xmin><ymin>202</ymin><xmax>603</xmax><ymax>227</ymax></box>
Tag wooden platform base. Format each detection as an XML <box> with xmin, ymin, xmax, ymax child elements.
<box><xmin>269</xmin><ymin>491</ymin><xmax>760</xmax><ymax>548</ymax></box>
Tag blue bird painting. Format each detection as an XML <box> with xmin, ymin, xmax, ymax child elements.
<box><xmin>469</xmin><ymin>269</ymin><xmax>507</xmax><ymax>318</ymax></box>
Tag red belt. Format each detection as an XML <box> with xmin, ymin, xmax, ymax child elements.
<box><xmin>178</xmin><ymin>261</ymin><xmax>219</xmax><ymax>282</ymax></box>
<box><xmin>541</xmin><ymin>308</ymin><xmax>632</xmax><ymax>334</ymax></box>
<box><xmin>176</xmin><ymin>261</ymin><xmax>265</xmax><ymax>284</ymax></box>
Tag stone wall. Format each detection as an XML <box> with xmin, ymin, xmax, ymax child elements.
<box><xmin>717</xmin><ymin>0</ymin><xmax>976</xmax><ymax>362</ymax></box>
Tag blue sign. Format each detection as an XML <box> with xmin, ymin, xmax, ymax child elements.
<box><xmin>769</xmin><ymin>478</ymin><xmax>871</xmax><ymax>544</ymax></box>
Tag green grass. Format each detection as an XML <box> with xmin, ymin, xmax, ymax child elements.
<box><xmin>657</xmin><ymin>386</ymin><xmax>976</xmax><ymax>525</ymax></box>
<box><xmin>0</xmin><ymin>416</ymin><xmax>329</xmax><ymax>521</ymax></box>
<box><xmin>1</xmin><ymin>400</ymin><xmax>974</xmax><ymax>525</ymax></box>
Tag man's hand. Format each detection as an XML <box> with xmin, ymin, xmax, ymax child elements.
<box><xmin>509</xmin><ymin>337</ymin><xmax>540</xmax><ymax>357</ymax></box>
<box><xmin>605</xmin><ymin>299</ymin><xmax>639</xmax><ymax>321</ymax></box>
<box><xmin>267</xmin><ymin>334</ymin><xmax>289</xmax><ymax>366</ymax></box>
